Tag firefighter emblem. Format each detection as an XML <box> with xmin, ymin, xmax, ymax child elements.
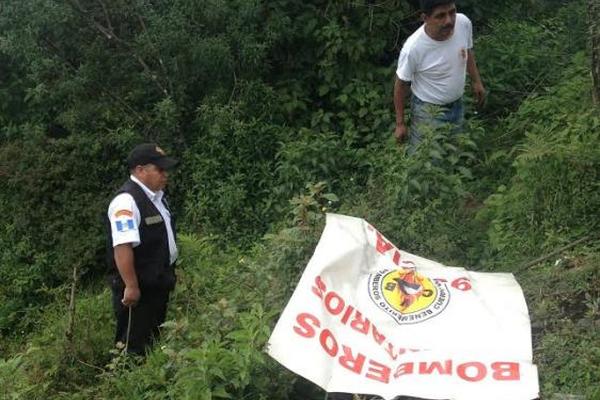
<box><xmin>368</xmin><ymin>266</ymin><xmax>449</xmax><ymax>325</ymax></box>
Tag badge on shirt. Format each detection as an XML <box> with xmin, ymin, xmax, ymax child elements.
<box><xmin>145</xmin><ymin>215</ymin><xmax>163</xmax><ymax>225</ymax></box>
<box><xmin>115</xmin><ymin>219</ymin><xmax>135</xmax><ymax>232</ymax></box>
<box><xmin>114</xmin><ymin>209</ymin><xmax>134</xmax><ymax>218</ymax></box>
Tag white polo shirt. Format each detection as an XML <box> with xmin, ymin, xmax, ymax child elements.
<box><xmin>108</xmin><ymin>175</ymin><xmax>178</xmax><ymax>265</ymax></box>
<box><xmin>396</xmin><ymin>13</ymin><xmax>473</xmax><ymax>105</ymax></box>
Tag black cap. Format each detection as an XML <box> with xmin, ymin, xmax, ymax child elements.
<box><xmin>127</xmin><ymin>143</ymin><xmax>178</xmax><ymax>170</ymax></box>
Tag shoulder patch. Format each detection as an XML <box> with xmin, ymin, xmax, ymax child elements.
<box><xmin>114</xmin><ymin>209</ymin><xmax>134</xmax><ymax>218</ymax></box>
<box><xmin>115</xmin><ymin>219</ymin><xmax>135</xmax><ymax>232</ymax></box>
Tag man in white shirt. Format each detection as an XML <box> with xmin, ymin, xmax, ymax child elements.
<box><xmin>106</xmin><ymin>143</ymin><xmax>178</xmax><ymax>354</ymax></box>
<box><xmin>393</xmin><ymin>0</ymin><xmax>485</xmax><ymax>150</ymax></box>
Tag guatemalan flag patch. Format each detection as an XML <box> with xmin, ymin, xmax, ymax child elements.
<box><xmin>116</xmin><ymin>219</ymin><xmax>135</xmax><ymax>232</ymax></box>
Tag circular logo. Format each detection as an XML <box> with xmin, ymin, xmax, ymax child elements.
<box><xmin>368</xmin><ymin>268</ymin><xmax>449</xmax><ymax>325</ymax></box>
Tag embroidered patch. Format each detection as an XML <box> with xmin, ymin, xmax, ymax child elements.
<box><xmin>115</xmin><ymin>219</ymin><xmax>135</xmax><ymax>232</ymax></box>
<box><xmin>145</xmin><ymin>215</ymin><xmax>163</xmax><ymax>225</ymax></box>
<box><xmin>114</xmin><ymin>209</ymin><xmax>134</xmax><ymax>218</ymax></box>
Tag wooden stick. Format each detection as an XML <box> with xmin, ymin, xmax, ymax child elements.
<box><xmin>65</xmin><ymin>264</ymin><xmax>78</xmax><ymax>347</ymax></box>
<box><xmin>516</xmin><ymin>235</ymin><xmax>593</xmax><ymax>273</ymax></box>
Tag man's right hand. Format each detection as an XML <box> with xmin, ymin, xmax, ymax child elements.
<box><xmin>122</xmin><ymin>285</ymin><xmax>141</xmax><ymax>307</ymax></box>
<box><xmin>394</xmin><ymin>123</ymin><xmax>408</xmax><ymax>144</ymax></box>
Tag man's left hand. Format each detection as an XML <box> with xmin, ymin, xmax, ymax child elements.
<box><xmin>472</xmin><ymin>81</ymin><xmax>486</xmax><ymax>108</ymax></box>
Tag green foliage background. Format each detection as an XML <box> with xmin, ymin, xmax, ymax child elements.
<box><xmin>0</xmin><ymin>0</ymin><xmax>598</xmax><ymax>399</ymax></box>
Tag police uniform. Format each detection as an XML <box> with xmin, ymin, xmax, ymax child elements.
<box><xmin>106</xmin><ymin>144</ymin><xmax>178</xmax><ymax>354</ymax></box>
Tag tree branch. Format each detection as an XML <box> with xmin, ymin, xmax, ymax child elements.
<box><xmin>41</xmin><ymin>36</ymin><xmax>146</xmax><ymax>124</ymax></box>
<box><xmin>66</xmin><ymin>0</ymin><xmax>169</xmax><ymax>96</ymax></box>
<box><xmin>516</xmin><ymin>235</ymin><xmax>594</xmax><ymax>273</ymax></box>
<box><xmin>97</xmin><ymin>0</ymin><xmax>113</xmax><ymax>32</ymax></box>
<box><xmin>137</xmin><ymin>13</ymin><xmax>173</xmax><ymax>96</ymax></box>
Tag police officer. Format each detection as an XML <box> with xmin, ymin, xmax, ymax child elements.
<box><xmin>106</xmin><ymin>143</ymin><xmax>178</xmax><ymax>354</ymax></box>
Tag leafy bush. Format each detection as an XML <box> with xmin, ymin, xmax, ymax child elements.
<box><xmin>181</xmin><ymin>97</ymin><xmax>289</xmax><ymax>244</ymax></box>
<box><xmin>471</xmin><ymin>0</ymin><xmax>587</xmax><ymax>121</ymax></box>
<box><xmin>474</xmin><ymin>18</ymin><xmax>571</xmax><ymax>117</ymax></box>
<box><xmin>0</xmin><ymin>286</ymin><xmax>113</xmax><ymax>398</ymax></box>
<box><xmin>0</xmin><ymin>129</ymin><xmax>140</xmax><ymax>335</ymax></box>
<box><xmin>479</xmin><ymin>57</ymin><xmax>600</xmax><ymax>262</ymax></box>
<box><xmin>350</xmin><ymin>118</ymin><xmax>486</xmax><ymax>266</ymax></box>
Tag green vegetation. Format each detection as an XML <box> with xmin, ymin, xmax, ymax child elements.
<box><xmin>0</xmin><ymin>0</ymin><xmax>598</xmax><ymax>399</ymax></box>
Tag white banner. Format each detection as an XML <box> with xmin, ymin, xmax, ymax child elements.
<box><xmin>267</xmin><ymin>214</ymin><xmax>539</xmax><ymax>400</ymax></box>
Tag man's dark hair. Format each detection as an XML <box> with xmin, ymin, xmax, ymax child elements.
<box><xmin>419</xmin><ymin>0</ymin><xmax>455</xmax><ymax>15</ymax></box>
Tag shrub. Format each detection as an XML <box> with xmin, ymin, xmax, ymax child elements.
<box><xmin>353</xmin><ymin>118</ymin><xmax>486</xmax><ymax>266</ymax></box>
<box><xmin>473</xmin><ymin>11</ymin><xmax>585</xmax><ymax>119</ymax></box>
<box><xmin>479</xmin><ymin>58</ymin><xmax>600</xmax><ymax>262</ymax></box>
<box><xmin>0</xmin><ymin>129</ymin><xmax>139</xmax><ymax>335</ymax></box>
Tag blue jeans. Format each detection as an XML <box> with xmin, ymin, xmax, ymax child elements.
<box><xmin>409</xmin><ymin>95</ymin><xmax>464</xmax><ymax>153</ymax></box>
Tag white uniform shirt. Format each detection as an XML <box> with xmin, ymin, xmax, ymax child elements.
<box><xmin>108</xmin><ymin>175</ymin><xmax>178</xmax><ymax>265</ymax></box>
<box><xmin>396</xmin><ymin>13</ymin><xmax>473</xmax><ymax>105</ymax></box>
